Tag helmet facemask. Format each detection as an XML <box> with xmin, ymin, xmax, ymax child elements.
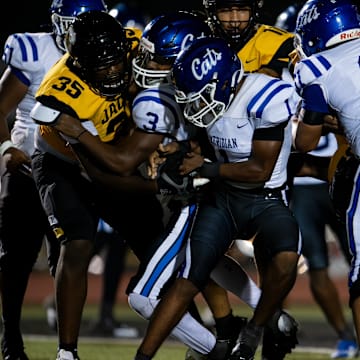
<box><xmin>204</xmin><ymin>0</ymin><xmax>263</xmax><ymax>50</ymax></box>
<box><xmin>175</xmin><ymin>69</ymin><xmax>243</xmax><ymax>128</ymax></box>
<box><xmin>51</xmin><ymin>13</ymin><xmax>76</xmax><ymax>52</ymax></box>
<box><xmin>50</xmin><ymin>0</ymin><xmax>108</xmax><ymax>53</ymax></box>
<box><xmin>176</xmin><ymin>80</ymin><xmax>225</xmax><ymax>128</ymax></box>
<box><xmin>132</xmin><ymin>40</ymin><xmax>173</xmax><ymax>88</ymax></box>
<box><xmin>132</xmin><ymin>11</ymin><xmax>212</xmax><ymax>89</ymax></box>
<box><xmin>84</xmin><ymin>59</ymin><xmax>130</xmax><ymax>99</ymax></box>
<box><xmin>66</xmin><ymin>11</ymin><xmax>131</xmax><ymax>99</ymax></box>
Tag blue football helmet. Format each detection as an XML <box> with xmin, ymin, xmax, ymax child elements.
<box><xmin>50</xmin><ymin>0</ymin><xmax>108</xmax><ymax>52</ymax></box>
<box><xmin>109</xmin><ymin>2</ymin><xmax>149</xmax><ymax>31</ymax></box>
<box><xmin>275</xmin><ymin>2</ymin><xmax>304</xmax><ymax>32</ymax></box>
<box><xmin>294</xmin><ymin>0</ymin><xmax>360</xmax><ymax>58</ymax></box>
<box><xmin>66</xmin><ymin>11</ymin><xmax>130</xmax><ymax>98</ymax></box>
<box><xmin>203</xmin><ymin>0</ymin><xmax>263</xmax><ymax>50</ymax></box>
<box><xmin>172</xmin><ymin>37</ymin><xmax>244</xmax><ymax>128</ymax></box>
<box><xmin>132</xmin><ymin>11</ymin><xmax>213</xmax><ymax>88</ymax></box>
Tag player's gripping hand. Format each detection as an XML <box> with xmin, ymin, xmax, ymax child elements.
<box><xmin>156</xmin><ymin>148</ymin><xmax>209</xmax><ymax>196</ymax></box>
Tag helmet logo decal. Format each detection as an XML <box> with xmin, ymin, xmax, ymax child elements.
<box><xmin>180</xmin><ymin>32</ymin><xmax>206</xmax><ymax>51</ymax></box>
<box><xmin>192</xmin><ymin>48</ymin><xmax>222</xmax><ymax>80</ymax></box>
<box><xmin>297</xmin><ymin>5</ymin><xmax>320</xmax><ymax>28</ymax></box>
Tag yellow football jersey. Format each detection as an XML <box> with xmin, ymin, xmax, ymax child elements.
<box><xmin>36</xmin><ymin>27</ymin><xmax>141</xmax><ymax>160</ymax></box>
<box><xmin>238</xmin><ymin>24</ymin><xmax>294</xmax><ymax>76</ymax></box>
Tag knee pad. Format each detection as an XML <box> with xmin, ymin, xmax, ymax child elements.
<box><xmin>128</xmin><ymin>293</ymin><xmax>159</xmax><ymax>320</ymax></box>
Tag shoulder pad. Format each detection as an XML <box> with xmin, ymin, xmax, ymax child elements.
<box><xmin>30</xmin><ymin>102</ymin><xmax>61</xmax><ymax>125</ymax></box>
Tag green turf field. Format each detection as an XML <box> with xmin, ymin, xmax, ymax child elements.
<box><xmin>16</xmin><ymin>303</ymin><xmax>347</xmax><ymax>359</ymax></box>
<box><xmin>22</xmin><ymin>337</ymin><xmax>333</xmax><ymax>360</ymax></box>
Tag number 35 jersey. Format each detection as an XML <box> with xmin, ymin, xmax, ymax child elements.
<box><xmin>33</xmin><ymin>28</ymin><xmax>141</xmax><ymax>162</ymax></box>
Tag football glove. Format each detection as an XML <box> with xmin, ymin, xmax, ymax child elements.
<box><xmin>156</xmin><ymin>148</ymin><xmax>209</xmax><ymax>196</ymax></box>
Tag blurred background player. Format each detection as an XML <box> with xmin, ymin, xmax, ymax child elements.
<box><xmin>0</xmin><ymin>1</ymin><xmax>108</xmax><ymax>359</ymax></box>
<box><xmin>274</xmin><ymin>1</ymin><xmax>305</xmax><ymax>32</ymax></box>
<box><xmin>109</xmin><ymin>1</ymin><xmax>151</xmax><ymax>30</ymax></box>
<box><xmin>203</xmin><ymin>0</ymin><xmax>294</xmax><ymax>79</ymax></box>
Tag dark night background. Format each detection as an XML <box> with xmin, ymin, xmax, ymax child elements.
<box><xmin>0</xmin><ymin>0</ymin><xmax>293</xmax><ymax>51</ymax></box>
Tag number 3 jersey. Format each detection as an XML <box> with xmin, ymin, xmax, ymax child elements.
<box><xmin>33</xmin><ymin>28</ymin><xmax>141</xmax><ymax>162</ymax></box>
<box><xmin>132</xmin><ymin>83</ymin><xmax>197</xmax><ymax>145</ymax></box>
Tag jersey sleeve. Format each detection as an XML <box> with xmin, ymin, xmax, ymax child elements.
<box><xmin>2</xmin><ymin>33</ymin><xmax>42</xmax><ymax>86</ymax></box>
<box><xmin>264</xmin><ymin>35</ymin><xmax>294</xmax><ymax>75</ymax></box>
<box><xmin>132</xmin><ymin>88</ymin><xmax>182</xmax><ymax>135</ymax></box>
<box><xmin>240</xmin><ymin>25</ymin><xmax>294</xmax><ymax>75</ymax></box>
<box><xmin>249</xmin><ymin>77</ymin><xmax>301</xmax><ymax>128</ymax></box>
<box><xmin>294</xmin><ymin>58</ymin><xmax>329</xmax><ymax>113</ymax></box>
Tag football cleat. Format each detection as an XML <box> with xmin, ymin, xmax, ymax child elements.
<box><xmin>230</xmin><ymin>322</ymin><xmax>262</xmax><ymax>360</ymax></box>
<box><xmin>56</xmin><ymin>349</ymin><xmax>80</xmax><ymax>360</ymax></box>
<box><xmin>331</xmin><ymin>339</ymin><xmax>358</xmax><ymax>359</ymax></box>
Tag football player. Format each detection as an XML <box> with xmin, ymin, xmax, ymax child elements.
<box><xmin>203</xmin><ymin>0</ymin><xmax>294</xmax><ymax>78</ymax></box>
<box><xmin>51</xmin><ymin>11</ymin><xmax>258</xmax><ymax>358</ymax></box>
<box><xmin>0</xmin><ymin>1</ymin><xmax>107</xmax><ymax>359</ymax></box>
<box><xmin>134</xmin><ymin>36</ymin><xmax>301</xmax><ymax>360</ymax></box>
<box><xmin>293</xmin><ymin>0</ymin><xmax>360</xmax><ymax>350</ymax></box>
<box><xmin>29</xmin><ymin>11</ymin><xmax>168</xmax><ymax>360</ymax></box>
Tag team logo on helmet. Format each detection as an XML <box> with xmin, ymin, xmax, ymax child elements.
<box><xmin>192</xmin><ymin>48</ymin><xmax>223</xmax><ymax>80</ymax></box>
<box><xmin>297</xmin><ymin>5</ymin><xmax>320</xmax><ymax>28</ymax></box>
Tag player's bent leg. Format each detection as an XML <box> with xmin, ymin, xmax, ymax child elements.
<box><xmin>210</xmin><ymin>254</ymin><xmax>261</xmax><ymax>309</ymax></box>
<box><xmin>129</xmin><ymin>292</ymin><xmax>216</xmax><ymax>354</ymax></box>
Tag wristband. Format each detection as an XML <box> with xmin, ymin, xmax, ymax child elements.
<box><xmin>0</xmin><ymin>140</ymin><xmax>14</xmax><ymax>156</ymax></box>
<box><xmin>302</xmin><ymin>111</ymin><xmax>325</xmax><ymax>125</ymax></box>
<box><xmin>199</xmin><ymin>162</ymin><xmax>220</xmax><ymax>178</ymax></box>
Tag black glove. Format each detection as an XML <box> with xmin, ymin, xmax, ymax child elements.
<box><xmin>156</xmin><ymin>147</ymin><xmax>209</xmax><ymax>196</ymax></box>
<box><xmin>157</xmin><ymin>171</ymin><xmax>194</xmax><ymax>196</ymax></box>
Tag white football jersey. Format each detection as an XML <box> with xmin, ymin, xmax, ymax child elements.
<box><xmin>293</xmin><ymin>38</ymin><xmax>360</xmax><ymax>157</ymax></box>
<box><xmin>2</xmin><ymin>32</ymin><xmax>62</xmax><ymax>155</ymax></box>
<box><xmin>132</xmin><ymin>84</ymin><xmax>197</xmax><ymax>145</ymax></box>
<box><xmin>207</xmin><ymin>73</ymin><xmax>300</xmax><ymax>189</ymax></box>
